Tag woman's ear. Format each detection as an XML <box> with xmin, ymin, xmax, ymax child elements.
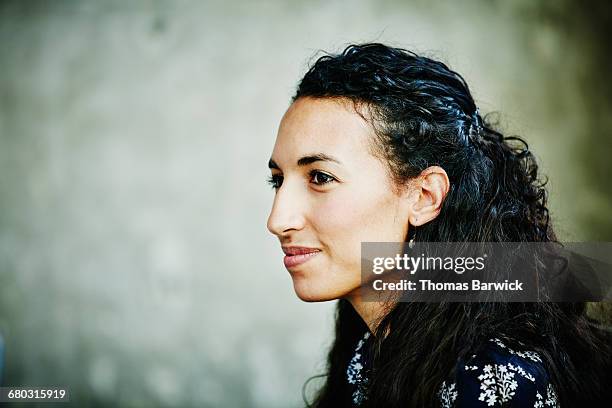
<box><xmin>407</xmin><ymin>166</ymin><xmax>450</xmax><ymax>226</ymax></box>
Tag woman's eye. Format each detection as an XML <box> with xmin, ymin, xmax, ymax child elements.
<box><xmin>267</xmin><ymin>171</ymin><xmax>336</xmax><ymax>191</ymax></box>
<box><xmin>266</xmin><ymin>174</ymin><xmax>283</xmax><ymax>190</ymax></box>
<box><xmin>310</xmin><ymin>170</ymin><xmax>336</xmax><ymax>186</ymax></box>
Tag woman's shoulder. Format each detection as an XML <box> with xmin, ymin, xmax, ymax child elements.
<box><xmin>438</xmin><ymin>336</ymin><xmax>560</xmax><ymax>407</ymax></box>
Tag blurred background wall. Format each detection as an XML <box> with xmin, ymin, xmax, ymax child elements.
<box><xmin>0</xmin><ymin>0</ymin><xmax>610</xmax><ymax>406</ymax></box>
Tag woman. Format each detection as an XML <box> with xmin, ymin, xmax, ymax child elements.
<box><xmin>266</xmin><ymin>43</ymin><xmax>611</xmax><ymax>407</ymax></box>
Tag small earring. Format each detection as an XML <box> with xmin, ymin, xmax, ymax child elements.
<box><xmin>408</xmin><ymin>226</ymin><xmax>416</xmax><ymax>249</ymax></box>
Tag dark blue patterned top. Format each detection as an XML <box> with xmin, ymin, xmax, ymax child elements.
<box><xmin>347</xmin><ymin>331</ymin><xmax>560</xmax><ymax>407</ymax></box>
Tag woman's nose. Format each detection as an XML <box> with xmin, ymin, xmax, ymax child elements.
<box><xmin>266</xmin><ymin>186</ymin><xmax>306</xmax><ymax>237</ymax></box>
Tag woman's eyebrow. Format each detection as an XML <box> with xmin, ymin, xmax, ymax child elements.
<box><xmin>268</xmin><ymin>153</ymin><xmax>342</xmax><ymax>170</ymax></box>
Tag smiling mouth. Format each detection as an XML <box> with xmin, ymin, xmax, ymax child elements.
<box><xmin>283</xmin><ymin>250</ymin><xmax>321</xmax><ymax>268</ymax></box>
<box><xmin>282</xmin><ymin>246</ymin><xmax>321</xmax><ymax>255</ymax></box>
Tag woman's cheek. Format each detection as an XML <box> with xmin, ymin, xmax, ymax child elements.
<box><xmin>315</xmin><ymin>195</ymin><xmax>364</xmax><ymax>231</ymax></box>
<box><xmin>314</xmin><ymin>197</ymin><xmax>362</xmax><ymax>248</ymax></box>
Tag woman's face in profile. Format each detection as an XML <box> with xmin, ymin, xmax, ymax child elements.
<box><xmin>267</xmin><ymin>97</ymin><xmax>412</xmax><ymax>302</ymax></box>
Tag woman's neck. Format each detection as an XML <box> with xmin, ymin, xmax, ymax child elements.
<box><xmin>345</xmin><ymin>289</ymin><xmax>394</xmax><ymax>336</ymax></box>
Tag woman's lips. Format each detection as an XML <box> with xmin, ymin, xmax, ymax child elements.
<box><xmin>283</xmin><ymin>249</ymin><xmax>321</xmax><ymax>268</ymax></box>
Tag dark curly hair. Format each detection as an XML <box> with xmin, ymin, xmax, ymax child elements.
<box><xmin>293</xmin><ymin>43</ymin><xmax>611</xmax><ymax>407</ymax></box>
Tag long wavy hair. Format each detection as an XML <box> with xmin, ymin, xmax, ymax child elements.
<box><xmin>293</xmin><ymin>43</ymin><xmax>611</xmax><ymax>407</ymax></box>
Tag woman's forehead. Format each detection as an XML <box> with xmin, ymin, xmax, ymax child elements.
<box><xmin>272</xmin><ymin>97</ymin><xmax>376</xmax><ymax>168</ymax></box>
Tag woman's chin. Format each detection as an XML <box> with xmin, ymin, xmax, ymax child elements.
<box><xmin>292</xmin><ymin>279</ymin><xmax>348</xmax><ymax>302</ymax></box>
<box><xmin>292</xmin><ymin>281</ymin><xmax>333</xmax><ymax>302</ymax></box>
<box><xmin>293</xmin><ymin>287</ymin><xmax>327</xmax><ymax>302</ymax></box>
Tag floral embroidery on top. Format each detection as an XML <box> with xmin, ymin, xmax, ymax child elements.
<box><xmin>477</xmin><ymin>363</ymin><xmax>519</xmax><ymax>405</ymax></box>
<box><xmin>346</xmin><ymin>331</ymin><xmax>371</xmax><ymax>405</ymax></box>
<box><xmin>435</xmin><ymin>337</ymin><xmax>560</xmax><ymax>407</ymax></box>
<box><xmin>489</xmin><ymin>337</ymin><xmax>543</xmax><ymax>363</ymax></box>
<box><xmin>438</xmin><ymin>380</ymin><xmax>458</xmax><ymax>408</ymax></box>
<box><xmin>534</xmin><ymin>384</ymin><xmax>560</xmax><ymax>408</ymax></box>
<box><xmin>347</xmin><ymin>333</ymin><xmax>560</xmax><ymax>407</ymax></box>
<box><xmin>508</xmin><ymin>362</ymin><xmax>536</xmax><ymax>382</ymax></box>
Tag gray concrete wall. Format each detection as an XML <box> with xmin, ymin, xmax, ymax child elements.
<box><xmin>1</xmin><ymin>0</ymin><xmax>610</xmax><ymax>406</ymax></box>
